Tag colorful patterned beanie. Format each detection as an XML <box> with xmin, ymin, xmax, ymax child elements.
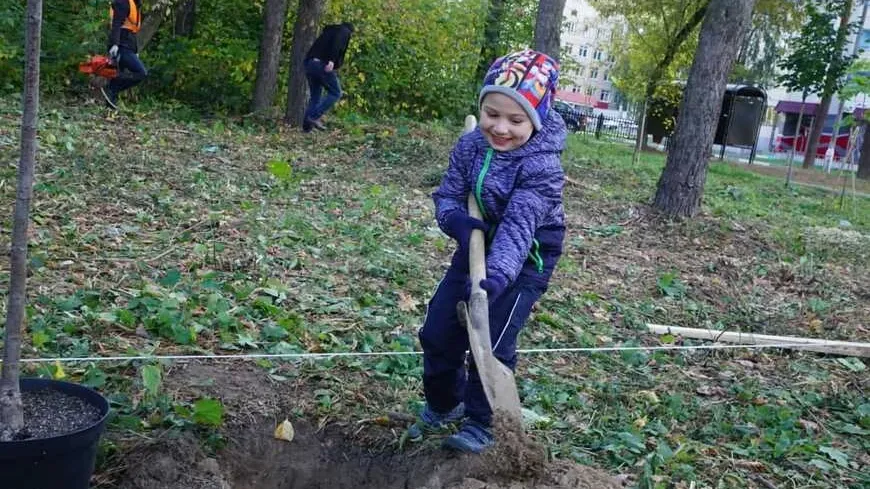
<box><xmin>479</xmin><ymin>49</ymin><xmax>560</xmax><ymax>130</ymax></box>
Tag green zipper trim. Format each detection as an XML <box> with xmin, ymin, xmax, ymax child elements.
<box><xmin>530</xmin><ymin>239</ymin><xmax>544</xmax><ymax>273</ymax></box>
<box><xmin>476</xmin><ymin>147</ymin><xmax>544</xmax><ymax>273</ymax></box>
<box><xmin>474</xmin><ymin>148</ymin><xmax>494</xmax><ymax>222</ymax></box>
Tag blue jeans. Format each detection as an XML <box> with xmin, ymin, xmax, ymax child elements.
<box><xmin>304</xmin><ymin>58</ymin><xmax>342</xmax><ymax>121</ymax></box>
<box><xmin>418</xmin><ymin>263</ymin><xmax>546</xmax><ymax>426</ymax></box>
<box><xmin>108</xmin><ymin>47</ymin><xmax>147</xmax><ymax>95</ymax></box>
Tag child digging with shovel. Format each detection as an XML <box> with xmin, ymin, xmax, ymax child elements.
<box><xmin>410</xmin><ymin>50</ymin><xmax>567</xmax><ymax>454</ymax></box>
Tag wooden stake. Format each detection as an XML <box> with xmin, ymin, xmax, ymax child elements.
<box><xmin>647</xmin><ymin>324</ymin><xmax>870</xmax><ymax>358</ymax></box>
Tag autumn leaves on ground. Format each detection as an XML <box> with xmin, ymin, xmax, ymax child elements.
<box><xmin>0</xmin><ymin>98</ymin><xmax>868</xmax><ymax>488</ymax></box>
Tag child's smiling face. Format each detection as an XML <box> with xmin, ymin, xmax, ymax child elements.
<box><xmin>479</xmin><ymin>93</ymin><xmax>534</xmax><ymax>152</ymax></box>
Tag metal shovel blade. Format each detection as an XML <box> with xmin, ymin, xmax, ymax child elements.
<box><xmin>457</xmin><ymin>300</ymin><xmax>522</xmax><ymax>425</ymax></box>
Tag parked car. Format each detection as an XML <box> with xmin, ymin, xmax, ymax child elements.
<box><xmin>553</xmin><ymin>101</ymin><xmax>586</xmax><ymax>132</ymax></box>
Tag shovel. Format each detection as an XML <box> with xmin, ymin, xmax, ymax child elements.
<box><xmin>455</xmin><ymin>116</ymin><xmax>523</xmax><ymax>428</ymax></box>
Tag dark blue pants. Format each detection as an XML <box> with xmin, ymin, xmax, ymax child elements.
<box><xmin>419</xmin><ymin>264</ymin><xmax>545</xmax><ymax>427</ymax></box>
<box><xmin>108</xmin><ymin>47</ymin><xmax>147</xmax><ymax>95</ymax></box>
<box><xmin>304</xmin><ymin>58</ymin><xmax>342</xmax><ymax>121</ymax></box>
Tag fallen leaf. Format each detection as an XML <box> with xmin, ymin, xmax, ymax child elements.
<box><xmin>274</xmin><ymin>419</ymin><xmax>295</xmax><ymax>442</ymax></box>
<box><xmin>52</xmin><ymin>360</ymin><xmax>66</xmax><ymax>380</ymax></box>
<box><xmin>696</xmin><ymin>384</ymin><xmax>725</xmax><ymax>396</ymax></box>
<box><xmin>734</xmin><ymin>459</ymin><xmax>765</xmax><ymax>471</ymax></box>
<box><xmin>397</xmin><ymin>291</ymin><xmax>419</xmax><ymax>312</ymax></box>
<box><xmin>636</xmin><ymin>390</ymin><xmax>660</xmax><ymax>404</ymax></box>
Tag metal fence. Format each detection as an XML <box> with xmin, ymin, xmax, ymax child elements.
<box><xmin>562</xmin><ymin>113</ymin><xmax>639</xmax><ymax>141</ymax></box>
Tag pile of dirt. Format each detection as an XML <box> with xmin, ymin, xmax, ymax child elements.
<box><xmin>114</xmin><ymin>362</ymin><xmax>622</xmax><ymax>489</ymax></box>
<box><xmin>117</xmin><ymin>417</ymin><xmax>621</xmax><ymax>489</ymax></box>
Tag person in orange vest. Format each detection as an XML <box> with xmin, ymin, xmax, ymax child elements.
<box><xmin>101</xmin><ymin>0</ymin><xmax>148</xmax><ymax>110</ymax></box>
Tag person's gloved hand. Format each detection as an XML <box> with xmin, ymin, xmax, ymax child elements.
<box><xmin>479</xmin><ymin>274</ymin><xmax>509</xmax><ymax>302</ymax></box>
<box><xmin>443</xmin><ymin>211</ymin><xmax>488</xmax><ymax>251</ymax></box>
<box><xmin>109</xmin><ymin>45</ymin><xmax>120</xmax><ymax>61</ymax></box>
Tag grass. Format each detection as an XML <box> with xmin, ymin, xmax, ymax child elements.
<box><xmin>0</xmin><ymin>96</ymin><xmax>867</xmax><ymax>488</ymax></box>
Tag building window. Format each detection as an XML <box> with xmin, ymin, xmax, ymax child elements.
<box><xmin>593</xmin><ymin>50</ymin><xmax>603</xmax><ymax>61</ymax></box>
<box><xmin>571</xmin><ymin>9</ymin><xmax>578</xmax><ymax>16</ymax></box>
<box><xmin>603</xmin><ymin>71</ymin><xmax>609</xmax><ymax>81</ymax></box>
<box><xmin>600</xmin><ymin>90</ymin><xmax>610</xmax><ymax>102</ymax></box>
<box><xmin>590</xmin><ymin>68</ymin><xmax>598</xmax><ymax>79</ymax></box>
<box><xmin>585</xmin><ymin>86</ymin><xmax>595</xmax><ymax>96</ymax></box>
<box><xmin>578</xmin><ymin>46</ymin><xmax>588</xmax><ymax>57</ymax></box>
<box><xmin>576</xmin><ymin>66</ymin><xmax>585</xmax><ymax>77</ymax></box>
<box><xmin>566</xmin><ymin>43</ymin><xmax>574</xmax><ymax>55</ymax></box>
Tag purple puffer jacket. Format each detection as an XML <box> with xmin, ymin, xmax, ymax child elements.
<box><xmin>433</xmin><ymin>110</ymin><xmax>567</xmax><ymax>286</ymax></box>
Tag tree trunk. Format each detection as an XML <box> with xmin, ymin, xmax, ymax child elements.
<box><xmin>785</xmin><ymin>96</ymin><xmax>807</xmax><ymax>188</ymax></box>
<box><xmin>284</xmin><ymin>0</ymin><xmax>325</xmax><ymax>126</ymax></box>
<box><xmin>858</xmin><ymin>123</ymin><xmax>870</xmax><ymax>179</ymax></box>
<box><xmin>477</xmin><ymin>0</ymin><xmax>507</xmax><ymax>82</ymax></box>
<box><xmin>174</xmin><ymin>0</ymin><xmax>196</xmax><ymax>37</ymax></box>
<box><xmin>802</xmin><ymin>95</ymin><xmax>832</xmax><ymax>170</ymax></box>
<box><xmin>533</xmin><ymin>0</ymin><xmax>567</xmax><ymax>60</ymax></box>
<box><xmin>251</xmin><ymin>0</ymin><xmax>289</xmax><ymax>113</ymax></box>
<box><xmin>652</xmin><ymin>0</ymin><xmax>757</xmax><ymax>218</ymax></box>
<box><xmin>0</xmin><ymin>0</ymin><xmax>42</xmax><ymax>442</ymax></box>
<box><xmin>139</xmin><ymin>0</ymin><xmax>185</xmax><ymax>50</ymax></box>
<box><xmin>802</xmin><ymin>0</ymin><xmax>853</xmax><ymax>169</ymax></box>
<box><xmin>637</xmin><ymin>0</ymin><xmax>711</xmax><ymax>150</ymax></box>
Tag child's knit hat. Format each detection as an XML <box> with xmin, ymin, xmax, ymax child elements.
<box><xmin>479</xmin><ymin>49</ymin><xmax>560</xmax><ymax>131</ymax></box>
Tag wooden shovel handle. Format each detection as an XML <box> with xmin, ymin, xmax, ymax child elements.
<box><xmin>467</xmin><ymin>194</ymin><xmax>487</xmax><ymax>293</ymax></box>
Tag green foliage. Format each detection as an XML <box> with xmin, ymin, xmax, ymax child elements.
<box><xmin>142</xmin><ymin>0</ymin><xmax>264</xmax><ymax>111</ymax></box>
<box><xmin>838</xmin><ymin>59</ymin><xmax>870</xmax><ymax>110</ymax></box>
<box><xmin>141</xmin><ymin>364</ymin><xmax>163</xmax><ymax>399</ymax></box>
<box><xmin>777</xmin><ymin>0</ymin><xmax>858</xmax><ymax>99</ymax></box>
<box><xmin>656</xmin><ymin>271</ymin><xmax>686</xmax><ymax>298</ymax></box>
<box><xmin>1</xmin><ymin>0</ymin><xmax>498</xmax><ymax>117</ymax></box>
<box><xmin>323</xmin><ymin>0</ymin><xmax>485</xmax><ymax>118</ymax></box>
<box><xmin>0</xmin><ymin>0</ymin><xmax>107</xmax><ymax>94</ymax></box>
<box><xmin>592</xmin><ymin>0</ymin><xmax>708</xmax><ymax>102</ymax></box>
<box><xmin>192</xmin><ymin>398</ymin><xmax>224</xmax><ymax>427</ymax></box>
<box><xmin>731</xmin><ymin>0</ymin><xmax>805</xmax><ymax>87</ymax></box>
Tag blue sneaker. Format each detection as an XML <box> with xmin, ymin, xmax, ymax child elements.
<box><xmin>407</xmin><ymin>403</ymin><xmax>465</xmax><ymax>441</ymax></box>
<box><xmin>442</xmin><ymin>420</ymin><xmax>494</xmax><ymax>454</ymax></box>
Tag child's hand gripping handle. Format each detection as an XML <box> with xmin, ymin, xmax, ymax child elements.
<box><xmin>467</xmin><ymin>194</ymin><xmax>487</xmax><ymax>300</ymax></box>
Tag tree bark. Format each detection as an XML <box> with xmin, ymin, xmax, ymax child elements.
<box><xmin>138</xmin><ymin>0</ymin><xmax>180</xmax><ymax>50</ymax></box>
<box><xmin>1</xmin><ymin>0</ymin><xmax>42</xmax><ymax>442</ymax></box>
<box><xmin>477</xmin><ymin>0</ymin><xmax>507</xmax><ymax>82</ymax></box>
<box><xmin>251</xmin><ymin>0</ymin><xmax>289</xmax><ymax>113</ymax></box>
<box><xmin>802</xmin><ymin>0</ymin><xmax>853</xmax><ymax>169</ymax></box>
<box><xmin>284</xmin><ymin>0</ymin><xmax>325</xmax><ymax>126</ymax></box>
<box><xmin>174</xmin><ymin>0</ymin><xmax>196</xmax><ymax>37</ymax></box>
<box><xmin>652</xmin><ymin>0</ymin><xmax>757</xmax><ymax>218</ymax></box>
<box><xmin>858</xmin><ymin>122</ymin><xmax>870</xmax><ymax>179</ymax></box>
<box><xmin>637</xmin><ymin>0</ymin><xmax>711</xmax><ymax>150</ymax></box>
<box><xmin>533</xmin><ymin>0</ymin><xmax>567</xmax><ymax>60</ymax></box>
<box><xmin>785</xmin><ymin>96</ymin><xmax>807</xmax><ymax>188</ymax></box>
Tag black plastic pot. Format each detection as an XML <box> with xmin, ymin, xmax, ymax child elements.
<box><xmin>0</xmin><ymin>378</ymin><xmax>110</xmax><ymax>489</ymax></box>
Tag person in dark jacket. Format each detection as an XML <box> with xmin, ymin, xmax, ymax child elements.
<box><xmin>101</xmin><ymin>0</ymin><xmax>148</xmax><ymax>110</ymax></box>
<box><xmin>408</xmin><ymin>50</ymin><xmax>566</xmax><ymax>454</ymax></box>
<box><xmin>302</xmin><ymin>22</ymin><xmax>354</xmax><ymax>132</ymax></box>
